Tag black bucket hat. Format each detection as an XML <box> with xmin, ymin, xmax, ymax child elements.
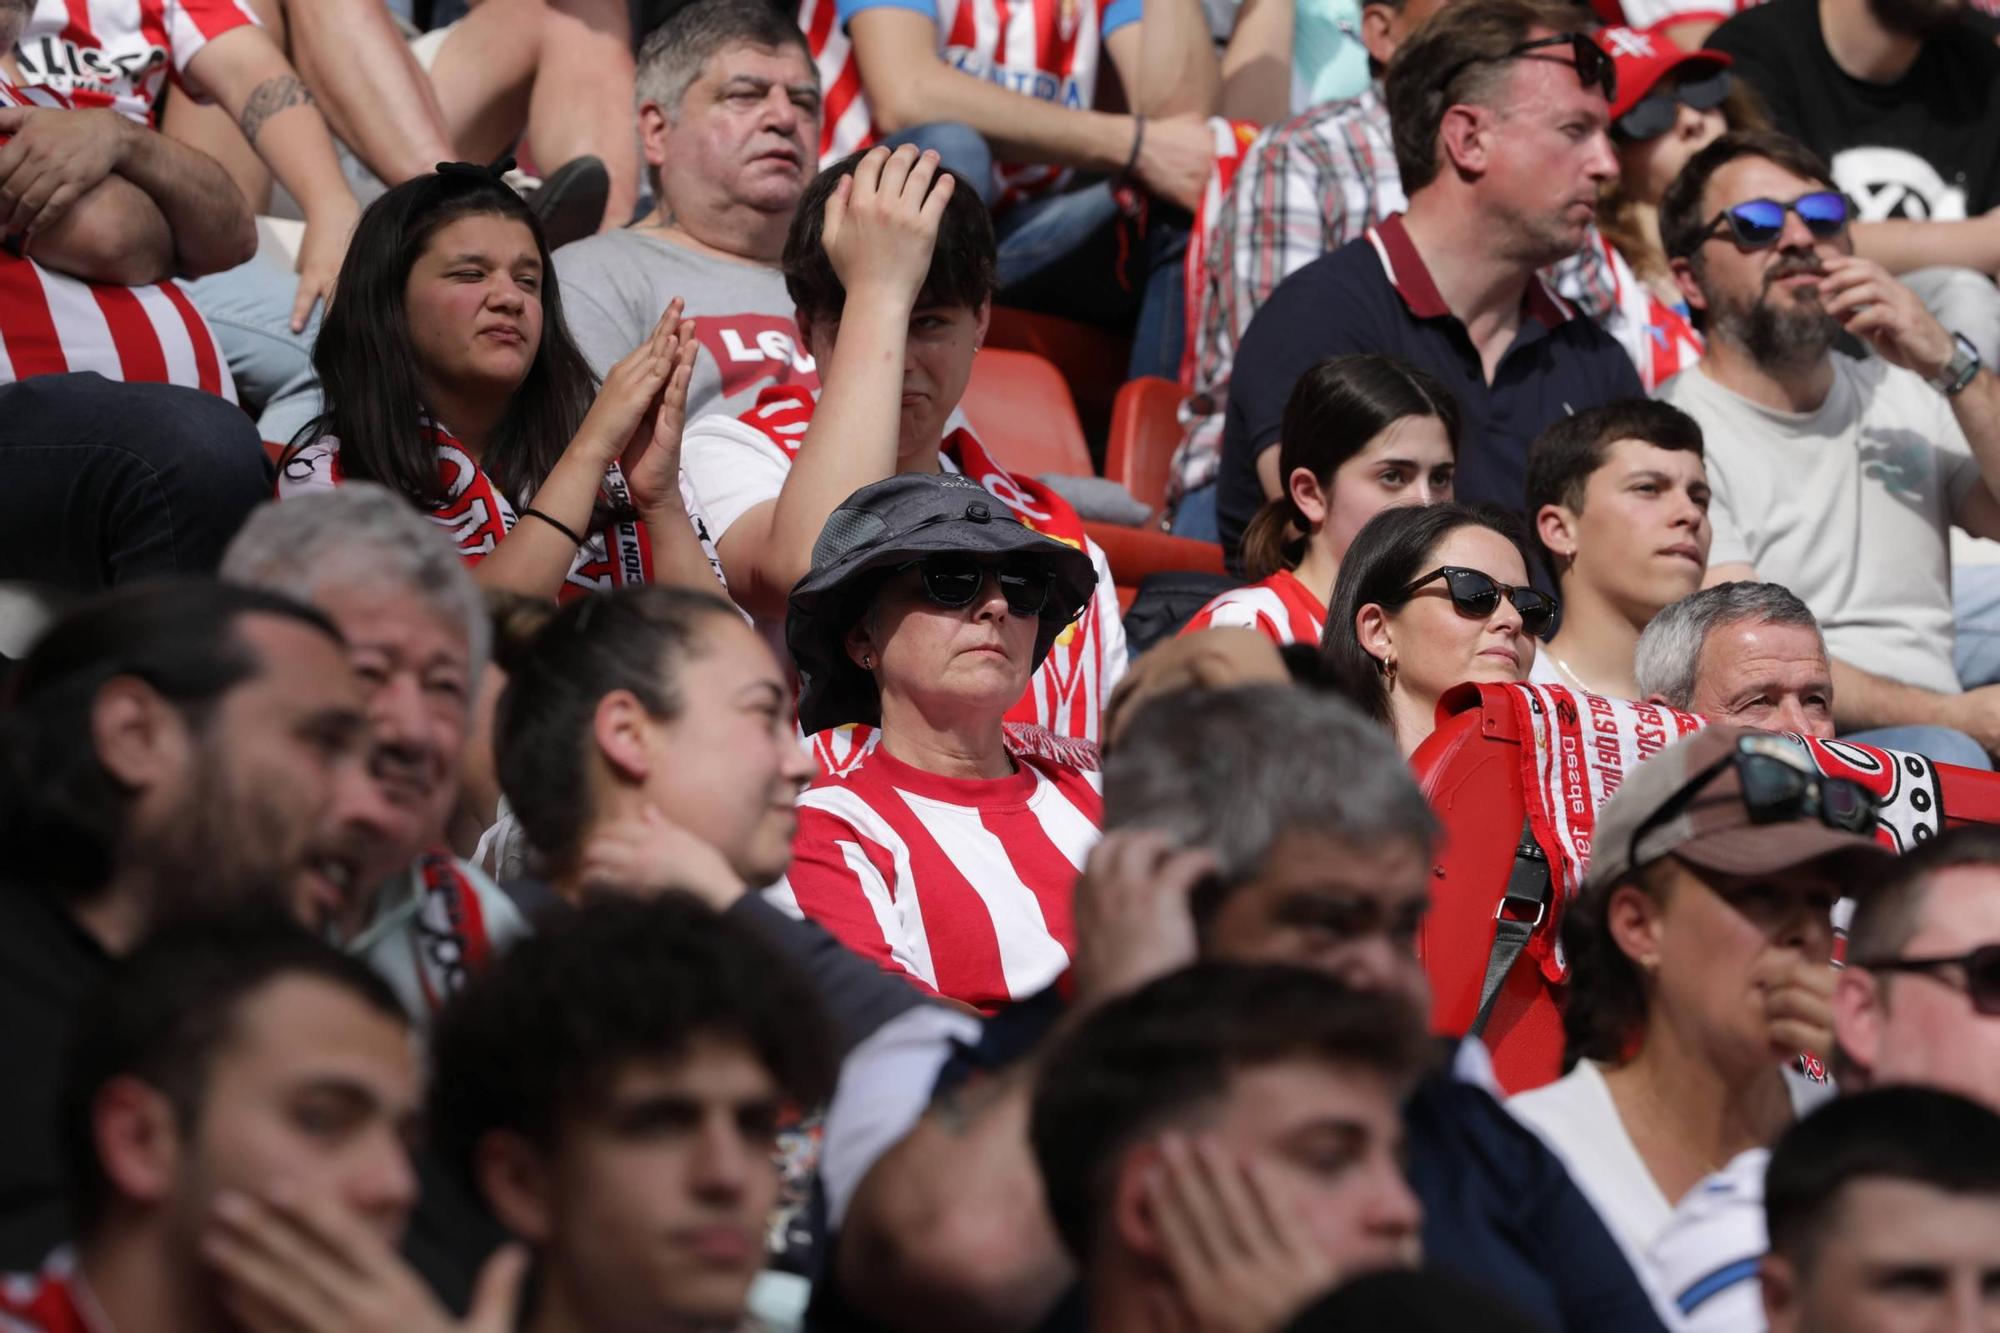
<box><xmin>787</xmin><ymin>472</ymin><xmax>1098</xmax><ymax>735</ymax></box>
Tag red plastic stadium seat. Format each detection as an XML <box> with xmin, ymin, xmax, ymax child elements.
<box><xmin>985</xmin><ymin>307</ymin><xmax>1130</xmax><ymax>452</ymax></box>
<box><xmin>1105</xmin><ymin>376</ymin><xmax>1184</xmax><ymax>518</ymax></box>
<box><xmin>959</xmin><ymin>348</ymin><xmax>1096</xmax><ymax>480</ymax></box>
<box><xmin>1410</xmin><ymin>682</ymin><xmax>2000</xmax><ymax>1096</ymax></box>
<box><xmin>1082</xmin><ymin>521</ymin><xmax>1227</xmax><ymax>590</ymax></box>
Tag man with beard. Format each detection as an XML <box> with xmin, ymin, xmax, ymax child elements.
<box><xmin>1213</xmin><ymin>0</ymin><xmax>1643</xmax><ymax>560</ymax></box>
<box><xmin>0</xmin><ymin>579</ymin><xmax>383</xmax><ymax>1268</ymax></box>
<box><xmin>1658</xmin><ymin>129</ymin><xmax>2000</xmax><ymax>768</ymax></box>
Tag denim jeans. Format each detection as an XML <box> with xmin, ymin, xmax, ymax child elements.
<box><xmin>1955</xmin><ymin>563</ymin><xmax>2000</xmax><ymax>689</ymax></box>
<box><xmin>1169</xmin><ymin>481</ymin><xmax>1220</xmax><ymax>541</ymax></box>
<box><xmin>1845</xmin><ymin>724</ymin><xmax>1994</xmax><ymax>772</ymax></box>
<box><xmin>184</xmin><ymin>241</ymin><xmax>326</xmax><ymax>447</ymax></box>
<box><xmin>0</xmin><ymin>373</ymin><xmax>272</xmax><ymax>587</ymax></box>
<box><xmin>882</xmin><ymin>121</ymin><xmax>1191</xmax><ymax>382</ymax></box>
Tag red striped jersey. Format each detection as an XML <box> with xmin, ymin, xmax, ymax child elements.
<box><xmin>0</xmin><ymin>1253</ymin><xmax>97</xmax><ymax>1332</ymax></box>
<box><xmin>0</xmin><ymin>82</ymin><xmax>235</xmax><ymax>396</ymax></box>
<box><xmin>803</xmin><ymin>0</ymin><xmax>1142</xmax><ymax>212</ymax></box>
<box><xmin>682</xmin><ymin>383</ymin><xmax>1129</xmax><ymax>744</ymax></box>
<box><xmin>1179</xmin><ymin>568</ymin><xmax>1326</xmax><ymax>647</ymax></box>
<box><xmin>13</xmin><ymin>0</ymin><xmax>261</xmax><ymax>128</ymax></box>
<box><xmin>771</xmin><ymin>744</ymin><xmax>1102</xmax><ymax>1009</ymax></box>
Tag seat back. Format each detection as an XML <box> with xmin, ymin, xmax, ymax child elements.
<box><xmin>959</xmin><ymin>348</ymin><xmax>1096</xmax><ymax>481</ymax></box>
<box><xmin>1412</xmin><ymin>683</ymin><xmax>2000</xmax><ymax>1095</ymax></box>
<box><xmin>1105</xmin><ymin>376</ymin><xmax>1184</xmax><ymax>518</ymax></box>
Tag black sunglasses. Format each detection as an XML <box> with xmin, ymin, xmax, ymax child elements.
<box><xmin>1682</xmin><ymin>191</ymin><xmax>1850</xmax><ymax>256</ymax></box>
<box><xmin>1857</xmin><ymin>944</ymin><xmax>2000</xmax><ymax>1016</ymax></box>
<box><xmin>1625</xmin><ymin>736</ymin><xmax>1880</xmax><ymax>873</ymax></box>
<box><xmin>1613</xmin><ymin>68</ymin><xmax>1732</xmax><ymax>142</ymax></box>
<box><xmin>1397</xmin><ymin>566</ymin><xmax>1558</xmax><ymax>640</ymax></box>
<box><xmin>899</xmin><ymin>554</ymin><xmax>1055</xmax><ymax>618</ymax></box>
<box><xmin>1438</xmin><ymin>32</ymin><xmax>1617</xmax><ymax>105</ymax></box>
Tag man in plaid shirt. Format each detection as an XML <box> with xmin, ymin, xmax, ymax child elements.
<box><xmin>1169</xmin><ymin>0</ymin><xmax>1619</xmax><ymax>536</ymax></box>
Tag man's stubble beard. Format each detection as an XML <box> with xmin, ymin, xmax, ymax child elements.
<box><xmin>1706</xmin><ymin>279</ymin><xmax>1841</xmax><ymax>378</ymax></box>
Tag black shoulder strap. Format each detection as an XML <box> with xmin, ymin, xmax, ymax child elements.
<box><xmin>1470</xmin><ymin>817</ymin><xmax>1551</xmax><ymax>1039</ymax></box>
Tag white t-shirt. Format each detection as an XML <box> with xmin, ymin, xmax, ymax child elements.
<box><xmin>1650</xmin><ymin>1147</ymin><xmax>1770</xmax><ymax>1333</ymax></box>
<box><xmin>1656</xmin><ymin>357</ymin><xmax>1980</xmax><ymax>695</ymax></box>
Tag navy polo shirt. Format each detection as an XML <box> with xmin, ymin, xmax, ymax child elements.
<box><xmin>1216</xmin><ymin>213</ymin><xmax>1645</xmax><ymax>568</ymax></box>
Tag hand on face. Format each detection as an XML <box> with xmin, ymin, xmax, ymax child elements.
<box><xmin>820</xmin><ymin>144</ymin><xmax>955</xmax><ymax>309</ymax></box>
<box><xmin>1071</xmin><ymin>830</ymin><xmax>1215</xmax><ymax>1006</ymax></box>
<box><xmin>577</xmin><ymin>803</ymin><xmax>748</xmax><ymax>911</ymax></box>
<box><xmin>1752</xmin><ymin>947</ymin><xmax>1836</xmax><ymax>1065</ymax></box>
<box><xmin>1815</xmin><ymin>255</ymin><xmax>1960</xmax><ymax>382</ymax></box>
<box><xmin>203</xmin><ymin>1184</ymin><xmax>528</xmax><ymax>1333</ymax></box>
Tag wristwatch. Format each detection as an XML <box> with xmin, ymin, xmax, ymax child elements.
<box><xmin>1930</xmin><ymin>332</ymin><xmax>1982</xmax><ymax>397</ymax></box>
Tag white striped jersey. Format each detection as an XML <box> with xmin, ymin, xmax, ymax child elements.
<box><xmin>802</xmin><ymin>0</ymin><xmax>1142</xmax><ymax>212</ymax></box>
<box><xmin>769</xmin><ymin>744</ymin><xmax>1103</xmax><ymax>1010</ymax></box>
<box><xmin>0</xmin><ymin>1250</ymin><xmax>90</xmax><ymax>1332</ymax></box>
<box><xmin>1178</xmin><ymin>567</ymin><xmax>1326</xmax><ymax>647</ymax></box>
<box><xmin>12</xmin><ymin>0</ymin><xmax>261</xmax><ymax>128</ymax></box>
<box><xmin>1648</xmin><ymin>1147</ymin><xmax>1768</xmax><ymax>1333</ymax></box>
<box><xmin>0</xmin><ymin>80</ymin><xmax>236</xmax><ymax>398</ymax></box>
<box><xmin>681</xmin><ymin>383</ymin><xmax>1129</xmax><ymax>746</ymax></box>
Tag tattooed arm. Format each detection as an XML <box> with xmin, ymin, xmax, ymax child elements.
<box><xmin>185</xmin><ymin>26</ymin><xmax>359</xmax><ymax>330</ymax></box>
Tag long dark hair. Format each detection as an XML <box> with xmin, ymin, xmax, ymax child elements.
<box><xmin>1318</xmin><ymin>502</ymin><xmax>1534</xmax><ymax>723</ymax></box>
<box><xmin>1240</xmin><ymin>354</ymin><xmax>1461</xmax><ymax>581</ymax></box>
<box><xmin>294</xmin><ymin>166</ymin><xmax>597</xmax><ymax>511</ymax></box>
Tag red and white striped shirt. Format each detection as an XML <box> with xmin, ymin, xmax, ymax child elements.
<box><xmin>0</xmin><ymin>1252</ymin><xmax>99</xmax><ymax>1332</ymax></box>
<box><xmin>803</xmin><ymin>0</ymin><xmax>1142</xmax><ymax>212</ymax></box>
<box><xmin>771</xmin><ymin>744</ymin><xmax>1102</xmax><ymax>1010</ymax></box>
<box><xmin>13</xmin><ymin>0</ymin><xmax>260</xmax><ymax>128</ymax></box>
<box><xmin>681</xmin><ymin>383</ymin><xmax>1129</xmax><ymax>745</ymax></box>
<box><xmin>1179</xmin><ymin>568</ymin><xmax>1326</xmax><ymax>647</ymax></box>
<box><xmin>0</xmin><ymin>80</ymin><xmax>235</xmax><ymax>397</ymax></box>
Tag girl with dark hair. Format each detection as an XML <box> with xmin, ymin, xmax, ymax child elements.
<box><xmin>279</xmin><ymin>164</ymin><xmax>717</xmax><ymax>605</ymax></box>
<box><xmin>1180</xmin><ymin>354</ymin><xmax>1459</xmax><ymax>647</ymax></box>
<box><xmin>1322</xmin><ymin>502</ymin><xmax>1555</xmax><ymax>756</ymax></box>
<box><xmin>491</xmin><ymin>585</ymin><xmax>813</xmax><ymax>902</ymax></box>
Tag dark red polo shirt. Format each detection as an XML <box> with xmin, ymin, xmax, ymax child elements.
<box><xmin>1216</xmin><ymin>213</ymin><xmax>1645</xmax><ymax>568</ymax></box>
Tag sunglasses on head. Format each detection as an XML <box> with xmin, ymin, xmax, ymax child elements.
<box><xmin>1625</xmin><ymin>736</ymin><xmax>1880</xmax><ymax>873</ymax></box>
<box><xmin>1858</xmin><ymin>944</ymin><xmax>2000</xmax><ymax>1016</ymax></box>
<box><xmin>1397</xmin><ymin>566</ymin><xmax>1558</xmax><ymax>640</ymax></box>
<box><xmin>1685</xmin><ymin>191</ymin><xmax>1850</xmax><ymax>255</ymax></box>
<box><xmin>1439</xmin><ymin>32</ymin><xmax>1617</xmax><ymax>105</ymax></box>
<box><xmin>899</xmin><ymin>554</ymin><xmax>1056</xmax><ymax>617</ymax></box>
<box><xmin>1613</xmin><ymin>68</ymin><xmax>1732</xmax><ymax>141</ymax></box>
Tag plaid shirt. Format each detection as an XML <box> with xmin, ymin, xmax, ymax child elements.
<box><xmin>1169</xmin><ymin>88</ymin><xmax>1621</xmax><ymax>510</ymax></box>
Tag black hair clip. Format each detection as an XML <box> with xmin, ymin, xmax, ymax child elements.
<box><xmin>436</xmin><ymin>157</ymin><xmax>517</xmax><ymax>182</ymax></box>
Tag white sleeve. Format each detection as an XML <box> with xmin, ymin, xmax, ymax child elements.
<box><xmin>680</xmin><ymin>414</ymin><xmax>795</xmax><ymax>544</ymax></box>
<box><xmin>1086</xmin><ymin>537</ymin><xmax>1128</xmax><ymax>695</ymax></box>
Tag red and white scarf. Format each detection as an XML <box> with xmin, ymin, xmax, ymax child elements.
<box><xmin>278</xmin><ymin>422</ymin><xmax>653</xmax><ymax>605</ymax></box>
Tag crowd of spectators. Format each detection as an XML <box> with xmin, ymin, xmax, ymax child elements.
<box><xmin>7</xmin><ymin>0</ymin><xmax>2000</xmax><ymax>1327</ymax></box>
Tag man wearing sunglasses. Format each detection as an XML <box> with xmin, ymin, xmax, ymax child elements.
<box><xmin>1212</xmin><ymin>0</ymin><xmax>1644</xmax><ymax>565</ymax></box>
<box><xmin>1658</xmin><ymin>128</ymin><xmax>2000</xmax><ymax>772</ymax></box>
<box><xmin>1649</xmin><ymin>823</ymin><xmax>2000</xmax><ymax>1332</ymax></box>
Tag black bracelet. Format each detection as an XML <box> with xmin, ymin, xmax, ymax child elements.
<box><xmin>1121</xmin><ymin>114</ymin><xmax>1146</xmax><ymax>179</ymax></box>
<box><xmin>521</xmin><ymin>506</ymin><xmax>583</xmax><ymax>546</ymax></box>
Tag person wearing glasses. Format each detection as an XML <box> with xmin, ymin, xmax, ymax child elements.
<box><xmin>1645</xmin><ymin>824</ymin><xmax>2000</xmax><ymax>1332</ymax></box>
<box><xmin>1321</xmin><ymin>502</ymin><xmax>1554</xmax><ymax>755</ymax></box>
<box><xmin>1213</xmin><ymin>0</ymin><xmax>1643</xmax><ymax>565</ymax></box>
<box><xmin>774</xmin><ymin>472</ymin><xmax>1105</xmax><ymax>1012</ymax></box>
<box><xmin>1509</xmin><ymin>726</ymin><xmax>1892</xmax><ymax>1290</ymax></box>
<box><xmin>1657</xmin><ymin>128</ymin><xmax>2000</xmax><ymax>772</ymax></box>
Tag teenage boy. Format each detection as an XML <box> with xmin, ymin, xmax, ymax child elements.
<box><xmin>1525</xmin><ymin>399</ymin><xmax>1711</xmax><ymax>698</ymax></box>
<box><xmin>680</xmin><ymin>145</ymin><xmax>1125</xmax><ymax>750</ymax></box>
<box><xmin>428</xmin><ymin>895</ymin><xmax>836</xmax><ymax>1333</ymax></box>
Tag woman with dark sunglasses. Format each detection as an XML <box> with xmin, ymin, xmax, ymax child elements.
<box><xmin>776</xmin><ymin>472</ymin><xmax>1106</xmax><ymax>1012</ymax></box>
<box><xmin>1322</xmin><ymin>502</ymin><xmax>1552</xmax><ymax>756</ymax></box>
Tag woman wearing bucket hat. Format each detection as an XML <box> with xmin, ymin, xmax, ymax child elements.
<box><xmin>773</xmin><ymin>472</ymin><xmax>1107</xmax><ymax>1011</ymax></box>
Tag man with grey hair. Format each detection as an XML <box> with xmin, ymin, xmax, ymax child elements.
<box><xmin>555</xmin><ymin>0</ymin><xmax>823</xmax><ymax>421</ymax></box>
<box><xmin>827</xmin><ymin>683</ymin><xmax>1674</xmax><ymax>1333</ymax></box>
<box><xmin>220</xmin><ymin>485</ymin><xmax>527</xmax><ymax>1026</ymax></box>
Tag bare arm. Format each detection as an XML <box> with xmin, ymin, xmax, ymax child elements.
<box><xmin>1853</xmin><ymin>213</ymin><xmax>2000</xmax><ymax>278</ymax></box>
<box><xmin>185</xmin><ymin>25</ymin><xmax>360</xmax><ymax>329</ymax></box>
<box><xmin>19</xmin><ymin>176</ymin><xmax>172</xmax><ymax>285</ymax></box>
<box><xmin>281</xmin><ymin>0</ymin><xmax>455</xmax><ymax>185</ymax></box>
<box><xmin>103</xmin><ymin>118</ymin><xmax>258</xmax><ymax>275</ymax></box>
<box><xmin>1103</xmin><ymin>0</ymin><xmax>1221</xmax><ymax>120</ymax></box>
<box><xmin>1217</xmin><ymin>0</ymin><xmax>1293</xmax><ymax>125</ymax></box>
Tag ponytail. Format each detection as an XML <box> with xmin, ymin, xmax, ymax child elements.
<box><xmin>1240</xmin><ymin>496</ymin><xmax>1309</xmax><ymax>581</ymax></box>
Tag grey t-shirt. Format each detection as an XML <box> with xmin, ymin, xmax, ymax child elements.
<box><xmin>554</xmin><ymin>228</ymin><xmax>820</xmax><ymax>423</ymax></box>
<box><xmin>1657</xmin><ymin>356</ymin><xmax>1979</xmax><ymax>694</ymax></box>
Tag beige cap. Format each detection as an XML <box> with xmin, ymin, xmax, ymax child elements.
<box><xmin>1585</xmin><ymin>726</ymin><xmax>1893</xmax><ymax>893</ymax></box>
